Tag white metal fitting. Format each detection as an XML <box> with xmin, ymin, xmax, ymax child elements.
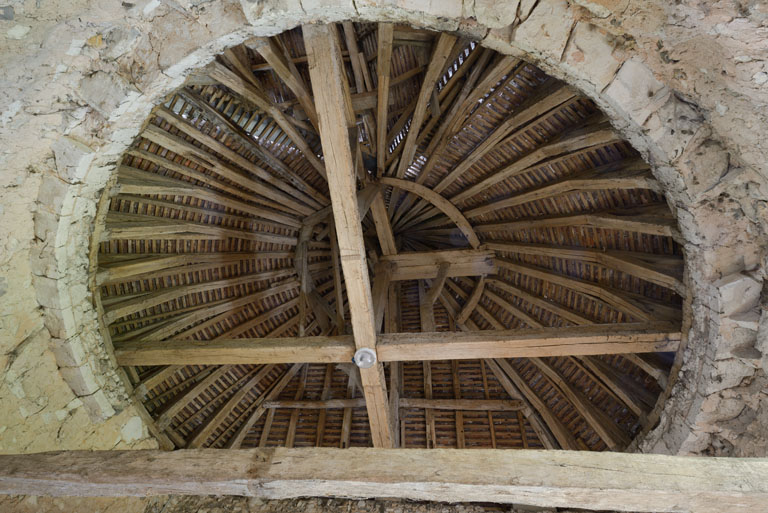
<box><xmin>353</xmin><ymin>347</ymin><xmax>377</xmax><ymax>369</ymax></box>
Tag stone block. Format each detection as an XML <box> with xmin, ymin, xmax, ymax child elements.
<box><xmin>644</xmin><ymin>94</ymin><xmax>704</xmax><ymax>163</ymax></box>
<box><xmin>0</xmin><ymin>5</ymin><xmax>13</xmax><ymax>20</ymax></box>
<box><xmin>42</xmin><ymin>305</ymin><xmax>78</xmax><ymax>340</ymax></box>
<box><xmin>78</xmin><ymin>71</ymin><xmax>136</xmax><ymax>119</ymax></box>
<box><xmin>511</xmin><ymin>0</ymin><xmax>573</xmax><ymax>62</ymax></box>
<box><xmin>50</xmin><ymin>338</ymin><xmax>88</xmax><ymax>368</ymax></box>
<box><xmin>79</xmin><ymin>389</ymin><xmax>116</xmax><ymax>421</ymax></box>
<box><xmin>33</xmin><ymin>275</ymin><xmax>69</xmax><ymax>310</ymax></box>
<box><xmin>51</xmin><ymin>136</ymin><xmax>95</xmax><ymax>184</ymax></box>
<box><xmin>354</xmin><ymin>0</ymin><xmax>461</xmax><ymax>31</ymax></box>
<box><xmin>562</xmin><ymin>22</ymin><xmax>623</xmax><ymax>91</ymax></box>
<box><xmin>573</xmin><ymin>0</ymin><xmax>621</xmax><ymax>18</ymax></box>
<box><xmin>704</xmin><ymin>358</ymin><xmax>756</xmax><ymax>395</ymax></box>
<box><xmin>603</xmin><ymin>58</ymin><xmax>669</xmax><ymax>126</ymax></box>
<box><xmin>713</xmin><ymin>318</ymin><xmax>759</xmax><ymax>360</ymax></box>
<box><xmin>471</xmin><ymin>0</ymin><xmax>520</xmax><ymax>28</ymax></box>
<box><xmin>674</xmin><ymin>128</ymin><xmax>729</xmax><ymax>198</ymax></box>
<box><xmin>731</xmin><ymin>309</ymin><xmax>761</xmax><ymax>331</ymax></box>
<box><xmin>58</xmin><ymin>365</ymin><xmax>101</xmax><ymax>397</ymax></box>
<box><xmin>36</xmin><ymin>173</ymin><xmax>69</xmax><ymax>216</ymax></box>
<box><xmin>713</xmin><ymin>272</ymin><xmax>762</xmax><ymax>316</ymax></box>
<box><xmin>120</xmin><ymin>415</ymin><xmax>146</xmax><ymax>443</ymax></box>
<box><xmin>33</xmin><ymin>209</ymin><xmax>59</xmax><ymax>243</ymax></box>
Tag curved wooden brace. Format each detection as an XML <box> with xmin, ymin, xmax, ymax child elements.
<box><xmin>380</xmin><ymin>177</ymin><xmax>480</xmax><ymax>248</ymax></box>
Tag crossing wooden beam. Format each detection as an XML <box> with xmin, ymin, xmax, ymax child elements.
<box><xmin>380</xmin><ymin>249</ymin><xmax>494</xmax><ymax>281</ymax></box>
<box><xmin>2</xmin><ymin>448</ymin><xmax>766</xmax><ymax>513</ymax></box>
<box><xmin>304</xmin><ymin>23</ymin><xmax>395</xmax><ymax>448</ymax></box>
<box><xmin>113</xmin><ymin>324</ymin><xmax>681</xmax><ymax>366</ymax></box>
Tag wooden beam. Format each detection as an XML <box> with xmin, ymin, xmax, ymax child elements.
<box><xmin>464</xmin><ymin>159</ymin><xmax>660</xmax><ymax>219</ymax></box>
<box><xmin>371</xmin><ymin>262</ymin><xmax>394</xmax><ymax>333</ymax></box>
<box><xmin>227</xmin><ymin>363</ymin><xmax>303</xmax><ymax>449</ymax></box>
<box><xmin>114</xmin><ymin>335</ymin><xmax>356</xmax><ymax>366</ymax></box>
<box><xmin>530</xmin><ymin>357</ymin><xmax>632</xmax><ymax>450</ymax></box>
<box><xmin>4</xmin><ymin>449</ymin><xmax>768</xmax><ymax>513</ymax></box>
<box><xmin>265</xmin><ymin>398</ymin><xmax>523</xmax><ymax>411</ymax></box>
<box><xmin>451</xmin><ymin>123</ymin><xmax>620</xmax><ymax>205</ymax></box>
<box><xmin>423</xmin><ymin>262</ymin><xmax>449</xmax><ymax>306</ymax></box>
<box><xmin>208</xmin><ymin>61</ymin><xmax>327</xmax><ymax>178</ymax></box>
<box><xmin>487</xmin><ymin>241</ymin><xmax>684</xmax><ymax>295</ymax></box>
<box><xmin>248</xmin><ymin>37</ymin><xmax>319</xmax><ymax>131</ymax></box>
<box><xmin>456</xmin><ymin>276</ymin><xmax>485</xmax><ymax>325</ymax></box>
<box><xmin>380</xmin><ymin>177</ymin><xmax>480</xmax><ymax>248</ymax></box>
<box><xmin>104</xmin><ymin>274</ymin><xmax>299</xmax><ymax>324</ymax></box>
<box><xmin>265</xmin><ymin>398</ymin><xmax>366</xmax><ymax>409</ymax></box>
<box><xmin>495</xmin><ymin>258</ymin><xmax>681</xmax><ymax>322</ymax></box>
<box><xmin>381</xmin><ymin>249</ymin><xmax>495</xmax><ymax>281</ymax></box>
<box><xmin>576</xmin><ymin>355</ymin><xmax>656</xmax><ymax>419</ymax></box>
<box><xmin>115</xmin><ymin>165</ymin><xmax>304</xmax><ymax>227</ymax></box>
<box><xmin>487</xmin><ymin>278</ymin><xmax>593</xmax><ymax>326</ymax></box>
<box><xmin>103</xmin><ymin>212</ymin><xmax>296</xmax><ymax>246</ymax></box>
<box><xmin>393</xmin><ymin>33</ymin><xmax>457</xmax><ymax>180</ymax></box>
<box><xmin>488</xmin><ymin>358</ymin><xmax>579</xmax><ymax>450</ymax></box>
<box><xmin>400</xmin><ymin>398</ymin><xmax>522</xmax><ymax>412</ymax></box>
<box><xmin>115</xmin><ymin>324</ymin><xmax>682</xmax><ymax>366</ymax></box>
<box><xmin>376</xmin><ymin>324</ymin><xmax>681</xmax><ymax>362</ymax></box>
<box><xmin>304</xmin><ymin>23</ymin><xmax>394</xmax><ymax>448</ymax></box>
<box><xmin>473</xmin><ymin>206</ymin><xmax>678</xmax><ymax>238</ymax></box>
<box><xmin>376</xmin><ymin>23</ymin><xmax>394</xmax><ymax>176</ymax></box>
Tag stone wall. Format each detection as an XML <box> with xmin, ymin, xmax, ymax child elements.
<box><xmin>0</xmin><ymin>0</ymin><xmax>766</xmax><ymax>460</ymax></box>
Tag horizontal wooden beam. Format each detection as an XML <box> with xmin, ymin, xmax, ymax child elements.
<box><xmin>1</xmin><ymin>449</ymin><xmax>766</xmax><ymax>513</ymax></box>
<box><xmin>114</xmin><ymin>336</ymin><xmax>356</xmax><ymax>366</ymax></box>
<box><xmin>114</xmin><ymin>324</ymin><xmax>680</xmax><ymax>366</ymax></box>
<box><xmin>380</xmin><ymin>249</ymin><xmax>495</xmax><ymax>281</ymax></box>
<box><xmin>398</xmin><ymin>398</ymin><xmax>523</xmax><ymax>411</ymax></box>
<box><xmin>376</xmin><ymin>324</ymin><xmax>681</xmax><ymax>362</ymax></box>
<box><xmin>263</xmin><ymin>398</ymin><xmax>523</xmax><ymax>411</ymax></box>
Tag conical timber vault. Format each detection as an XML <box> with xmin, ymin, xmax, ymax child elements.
<box><xmin>94</xmin><ymin>22</ymin><xmax>684</xmax><ymax>451</ymax></box>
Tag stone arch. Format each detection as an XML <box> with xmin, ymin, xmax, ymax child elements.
<box><xmin>16</xmin><ymin>0</ymin><xmax>764</xmax><ymax>455</ymax></box>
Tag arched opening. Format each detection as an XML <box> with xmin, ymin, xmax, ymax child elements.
<box><xmin>93</xmin><ymin>23</ymin><xmax>684</xmax><ymax>451</ymax></box>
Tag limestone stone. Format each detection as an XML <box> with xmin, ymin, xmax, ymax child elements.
<box><xmin>674</xmin><ymin>128</ymin><xmax>731</xmax><ymax>200</ymax></box>
<box><xmin>561</xmin><ymin>22</ymin><xmax>623</xmax><ymax>90</ymax></box>
<box><xmin>57</xmin><ymin>366</ymin><xmax>100</xmax><ymax>397</ymax></box>
<box><xmin>603</xmin><ymin>59</ymin><xmax>670</xmax><ymax>126</ymax></box>
<box><xmin>120</xmin><ymin>416</ymin><xmax>145</xmax><ymax>443</ymax></box>
<box><xmin>511</xmin><ymin>0</ymin><xmax>574</xmax><ymax>62</ymax></box>
<box><xmin>704</xmin><ymin>358</ymin><xmax>756</xmax><ymax>396</ymax></box>
<box><xmin>78</xmin><ymin>71</ymin><xmax>137</xmax><ymax>119</ymax></box>
<box><xmin>470</xmin><ymin>0</ymin><xmax>520</xmax><ymax>28</ymax></box>
<box><xmin>51</xmin><ymin>136</ymin><xmax>95</xmax><ymax>185</ymax></box>
<box><xmin>6</xmin><ymin>24</ymin><xmax>30</xmax><ymax>39</ymax></box>
<box><xmin>713</xmin><ymin>272</ymin><xmax>762</xmax><ymax>317</ymax></box>
<box><xmin>50</xmin><ymin>338</ymin><xmax>88</xmax><ymax>368</ymax></box>
<box><xmin>78</xmin><ymin>389</ymin><xmax>116</xmax><ymax>421</ymax></box>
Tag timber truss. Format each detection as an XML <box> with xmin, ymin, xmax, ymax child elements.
<box><xmin>93</xmin><ymin>22</ymin><xmax>685</xmax><ymax>452</ymax></box>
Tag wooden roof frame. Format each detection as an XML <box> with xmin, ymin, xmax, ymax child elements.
<box><xmin>95</xmin><ymin>21</ymin><xmax>687</xmax><ymax>452</ymax></box>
